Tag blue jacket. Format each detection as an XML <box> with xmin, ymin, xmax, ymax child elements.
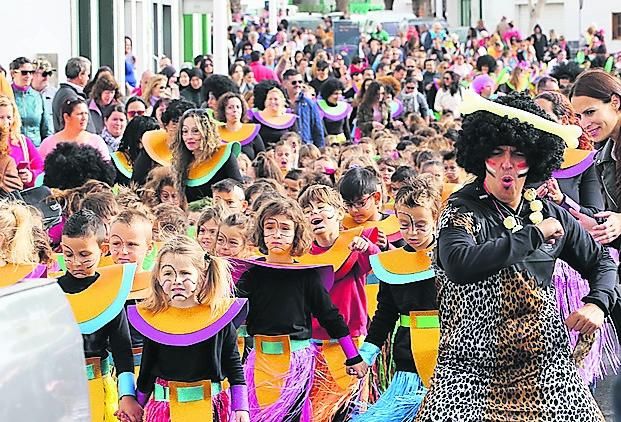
<box><xmin>12</xmin><ymin>85</ymin><xmax>52</xmax><ymax>146</ymax></box>
<box><xmin>293</xmin><ymin>93</ymin><xmax>325</xmax><ymax>147</ymax></box>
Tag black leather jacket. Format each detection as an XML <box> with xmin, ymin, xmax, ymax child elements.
<box><xmin>594</xmin><ymin>138</ymin><xmax>619</xmax><ymax>212</ymax></box>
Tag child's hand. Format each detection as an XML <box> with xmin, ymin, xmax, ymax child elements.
<box><xmin>116</xmin><ymin>396</ymin><xmax>143</xmax><ymax>422</ymax></box>
<box><xmin>346</xmin><ymin>361</ymin><xmax>368</xmax><ymax>379</ymax></box>
<box><xmin>376</xmin><ymin>230</ymin><xmax>388</xmax><ymax>250</ymax></box>
<box><xmin>234</xmin><ymin>410</ymin><xmax>250</xmax><ymax>422</ymax></box>
<box><xmin>349</xmin><ymin>236</ymin><xmax>370</xmax><ymax>252</ymax></box>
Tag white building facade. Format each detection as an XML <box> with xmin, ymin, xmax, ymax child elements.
<box><xmin>445</xmin><ymin>0</ymin><xmax>621</xmax><ymax>52</ymax></box>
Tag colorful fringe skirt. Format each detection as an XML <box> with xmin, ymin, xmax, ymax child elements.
<box><xmin>553</xmin><ymin>258</ymin><xmax>620</xmax><ymax>385</ymax></box>
<box><xmin>352</xmin><ymin>371</ymin><xmax>426</xmax><ymax>422</ymax></box>
<box><xmin>310</xmin><ymin>341</ymin><xmax>370</xmax><ymax>421</ymax></box>
<box><xmin>144</xmin><ymin>378</ymin><xmax>231</xmax><ymax>422</ymax></box>
<box><xmin>244</xmin><ymin>338</ymin><xmax>317</xmax><ymax>422</ymax></box>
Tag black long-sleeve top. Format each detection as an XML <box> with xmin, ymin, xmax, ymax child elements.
<box><xmin>131</xmin><ymin>149</ymin><xmax>157</xmax><ymax>186</ymax></box>
<box><xmin>556</xmin><ymin>163</ymin><xmax>604</xmax><ymax>217</ymax></box>
<box><xmin>58</xmin><ymin>272</ymin><xmax>134</xmax><ymax>375</ymax></box>
<box><xmin>136</xmin><ymin>322</ymin><xmax>245</xmax><ymax>397</ymax></box>
<box><xmin>437</xmin><ymin>181</ymin><xmax>617</xmax><ymax>314</ymax></box>
<box><xmin>240</xmin><ymin>134</ymin><xmax>266</xmax><ymax>161</ymax></box>
<box><xmin>183</xmin><ymin>154</ymin><xmax>243</xmax><ymax>202</ymax></box>
<box><xmin>236</xmin><ymin>265</ymin><xmax>350</xmax><ymax>340</ymax></box>
<box><xmin>365</xmin><ymin>246</ymin><xmax>437</xmax><ymax>373</ymax></box>
<box><xmin>250</xmin><ymin>117</ymin><xmax>298</xmax><ymax>150</ymax></box>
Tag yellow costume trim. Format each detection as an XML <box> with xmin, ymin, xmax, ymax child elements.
<box><xmin>376</xmin><ymin>248</ymin><xmax>432</xmax><ymax>276</ymax></box>
<box><xmin>135</xmin><ymin>299</ymin><xmax>237</xmax><ymax>335</ymax></box>
<box><xmin>217</xmin><ymin>123</ymin><xmax>259</xmax><ymax>143</ymax></box>
<box><xmin>0</xmin><ymin>264</ymin><xmax>39</xmax><ymax>287</ymax></box>
<box><xmin>254</xmin><ymin>334</ymin><xmax>292</xmax><ymax>408</ymax></box>
<box><xmin>65</xmin><ymin>265</ymin><xmax>127</xmax><ymax>324</ymax></box>
<box><xmin>127</xmin><ymin>271</ymin><xmax>151</xmax><ymax>301</ymax></box>
<box><xmin>169</xmin><ymin>380</ymin><xmax>213</xmax><ymax>422</ymax></box>
<box><xmin>409</xmin><ymin>310</ymin><xmax>440</xmax><ymax>388</ymax></box>
<box><xmin>297</xmin><ymin>227</ymin><xmax>364</xmax><ymax>271</ymax></box>
<box><xmin>342</xmin><ymin>214</ymin><xmax>400</xmax><ymax>236</ymax></box>
<box><xmin>141</xmin><ymin>129</ymin><xmax>171</xmax><ymax>166</ymax></box>
<box><xmin>560</xmin><ymin>148</ymin><xmax>592</xmax><ymax>169</ymax></box>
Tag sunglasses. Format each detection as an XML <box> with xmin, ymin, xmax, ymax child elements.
<box><xmin>17</xmin><ymin>70</ymin><xmax>35</xmax><ymax>76</ymax></box>
<box><xmin>127</xmin><ymin>110</ymin><xmax>146</xmax><ymax>117</ymax></box>
<box><xmin>290</xmin><ymin>80</ymin><xmax>303</xmax><ymax>85</ymax></box>
<box><xmin>405</xmin><ymin>85</ymin><xmax>416</xmax><ymax>90</ymax></box>
<box><xmin>41</xmin><ymin>71</ymin><xmax>53</xmax><ymax>77</ymax></box>
<box><xmin>158</xmin><ymin>85</ymin><xmax>166</xmax><ymax>90</ymax></box>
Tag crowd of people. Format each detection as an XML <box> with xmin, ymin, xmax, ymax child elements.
<box><xmin>1</xmin><ymin>10</ymin><xmax>621</xmax><ymax>422</ymax></box>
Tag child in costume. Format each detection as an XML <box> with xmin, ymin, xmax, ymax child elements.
<box><xmin>0</xmin><ymin>201</ymin><xmax>46</xmax><ymax>287</ymax></box>
<box><xmin>128</xmin><ymin>236</ymin><xmax>249</xmax><ymax>422</ymax></box>
<box><xmin>109</xmin><ymin>209</ymin><xmax>156</xmax><ymax>359</ymax></box>
<box><xmin>215</xmin><ymin>213</ymin><xmax>254</xmax><ymax>259</ymax></box>
<box><xmin>338</xmin><ymin>167</ymin><xmax>404</xmax><ymax>250</ymax></box>
<box><xmin>354</xmin><ymin>176</ymin><xmax>441</xmax><ymax>421</ymax></box>
<box><xmin>212</xmin><ymin>179</ymin><xmax>248</xmax><ymax>215</ymax></box>
<box><xmin>297</xmin><ymin>185</ymin><xmax>381</xmax><ymax>421</ymax></box>
<box><xmin>235</xmin><ymin>197</ymin><xmax>366</xmax><ymax>422</ymax></box>
<box><xmin>197</xmin><ymin>206</ymin><xmax>224</xmax><ymax>253</ymax></box>
<box><xmin>57</xmin><ymin>210</ymin><xmax>142</xmax><ymax>422</ymax></box>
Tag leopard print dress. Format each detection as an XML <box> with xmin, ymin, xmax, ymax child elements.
<box><xmin>415</xmin><ymin>202</ymin><xmax>605</xmax><ymax>422</ymax></box>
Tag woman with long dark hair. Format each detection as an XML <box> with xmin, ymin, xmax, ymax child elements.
<box><xmin>356</xmin><ymin>81</ymin><xmax>392</xmax><ymax>138</ymax></box>
<box><xmin>433</xmin><ymin>70</ymin><xmax>463</xmax><ymax>118</ymax></box>
<box><xmin>112</xmin><ymin>115</ymin><xmax>159</xmax><ymax>185</ymax></box>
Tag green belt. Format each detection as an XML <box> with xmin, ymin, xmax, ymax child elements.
<box><xmin>399</xmin><ymin>314</ymin><xmax>440</xmax><ymax>328</ymax></box>
<box><xmin>86</xmin><ymin>355</ymin><xmax>112</xmax><ymax>380</ymax></box>
<box><xmin>237</xmin><ymin>325</ymin><xmax>248</xmax><ymax>338</ymax></box>
<box><xmin>154</xmin><ymin>382</ymin><xmax>223</xmax><ymax>402</ymax></box>
<box><xmin>258</xmin><ymin>338</ymin><xmax>311</xmax><ymax>355</ymax></box>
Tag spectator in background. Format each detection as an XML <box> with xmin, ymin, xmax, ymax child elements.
<box><xmin>309</xmin><ymin>60</ymin><xmax>331</xmax><ymax>94</ymax></box>
<box><xmin>83</xmin><ymin>66</ymin><xmax>113</xmax><ymax>98</ymax></box>
<box><xmin>536</xmin><ymin>76</ymin><xmax>560</xmax><ymax>94</ymax></box>
<box><xmin>529</xmin><ymin>24</ymin><xmax>548</xmax><ymax>62</ymax></box>
<box><xmin>450</xmin><ymin>55</ymin><xmax>473</xmax><ymax>79</ymax></box>
<box><xmin>282</xmin><ymin>69</ymin><xmax>325</xmax><ymax>147</ymax></box>
<box><xmin>132</xmin><ymin>69</ymin><xmax>154</xmax><ymax>97</ymax></box>
<box><xmin>434</xmin><ymin>70</ymin><xmax>463</xmax><ymax>118</ymax></box>
<box><xmin>248</xmin><ymin>31</ymin><xmax>265</xmax><ymax>53</ymax></box>
<box><xmin>124</xmin><ymin>36</ymin><xmax>137</xmax><ymax>90</ymax></box>
<box><xmin>229</xmin><ymin>63</ymin><xmax>244</xmax><ymax>89</ymax></box>
<box><xmin>240</xmin><ymin>66</ymin><xmax>255</xmax><ymax>95</ymax></box>
<box><xmin>31</xmin><ymin>58</ymin><xmax>57</xmax><ymax>128</ymax></box>
<box><xmin>52</xmin><ymin>56</ymin><xmax>95</xmax><ymax>133</ymax></box>
<box><xmin>248</xmin><ymin>51</ymin><xmax>278</xmax><ymax>83</ymax></box>
<box><xmin>141</xmin><ymin>74</ymin><xmax>168</xmax><ymax>109</ymax></box>
<box><xmin>88</xmin><ymin>74</ymin><xmax>121</xmax><ymax>134</ymax></box>
<box><xmin>125</xmin><ymin>96</ymin><xmax>147</xmax><ymax>121</ymax></box>
<box><xmin>398</xmin><ymin>77</ymin><xmax>430</xmax><ymax>123</ymax></box>
<box><xmin>180</xmin><ymin>68</ymin><xmax>203</xmax><ymax>106</ymax></box>
<box><xmin>10</xmin><ymin>57</ymin><xmax>52</xmax><ymax>146</ymax></box>
<box><xmin>472</xmin><ymin>74</ymin><xmax>496</xmax><ymax>99</ymax></box>
<box><xmin>100</xmin><ymin>104</ymin><xmax>127</xmax><ymax>152</ymax></box>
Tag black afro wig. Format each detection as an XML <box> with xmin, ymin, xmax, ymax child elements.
<box><xmin>550</xmin><ymin>61</ymin><xmax>584</xmax><ymax>83</ymax></box>
<box><xmin>43</xmin><ymin>142</ymin><xmax>116</xmax><ymax>189</ymax></box>
<box><xmin>456</xmin><ymin>91</ymin><xmax>565</xmax><ymax>183</ymax></box>
<box><xmin>476</xmin><ymin>55</ymin><xmax>497</xmax><ymax>73</ymax></box>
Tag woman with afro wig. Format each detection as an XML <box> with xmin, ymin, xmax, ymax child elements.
<box><xmin>415</xmin><ymin>92</ymin><xmax>616</xmax><ymax>421</ymax></box>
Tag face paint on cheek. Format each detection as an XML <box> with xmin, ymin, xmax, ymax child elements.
<box><xmin>485</xmin><ymin>159</ymin><xmax>497</xmax><ymax>177</ymax></box>
<box><xmin>516</xmin><ymin>161</ymin><xmax>529</xmax><ymax>178</ymax></box>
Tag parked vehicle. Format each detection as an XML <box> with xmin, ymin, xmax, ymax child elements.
<box><xmin>0</xmin><ymin>279</ymin><xmax>89</xmax><ymax>421</ymax></box>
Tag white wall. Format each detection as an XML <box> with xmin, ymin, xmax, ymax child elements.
<box><xmin>1</xmin><ymin>0</ymin><xmax>74</xmax><ymax>83</ymax></box>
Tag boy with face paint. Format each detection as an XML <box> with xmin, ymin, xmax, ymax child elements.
<box><xmin>298</xmin><ymin>185</ymin><xmax>381</xmax><ymax>422</ymax></box>
<box><xmin>58</xmin><ymin>210</ymin><xmax>143</xmax><ymax>422</ymax></box>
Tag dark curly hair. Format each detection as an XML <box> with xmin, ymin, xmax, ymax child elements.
<box><xmin>550</xmin><ymin>61</ymin><xmax>583</xmax><ymax>83</ymax></box>
<box><xmin>319</xmin><ymin>78</ymin><xmax>344</xmax><ymax>101</ymax></box>
<box><xmin>43</xmin><ymin>143</ymin><xmax>116</xmax><ymax>189</ymax></box>
<box><xmin>202</xmin><ymin>74</ymin><xmax>240</xmax><ymax>104</ymax></box>
<box><xmin>456</xmin><ymin>91</ymin><xmax>565</xmax><ymax>183</ymax></box>
<box><xmin>253</xmin><ymin>80</ymin><xmax>288</xmax><ymax>111</ymax></box>
<box><xmin>476</xmin><ymin>55</ymin><xmax>497</xmax><ymax>73</ymax></box>
<box><xmin>118</xmin><ymin>115</ymin><xmax>160</xmax><ymax>163</ymax></box>
<box><xmin>161</xmin><ymin>99</ymin><xmax>195</xmax><ymax>126</ymax></box>
<box><xmin>216</xmin><ymin>92</ymin><xmax>248</xmax><ymax>122</ymax></box>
